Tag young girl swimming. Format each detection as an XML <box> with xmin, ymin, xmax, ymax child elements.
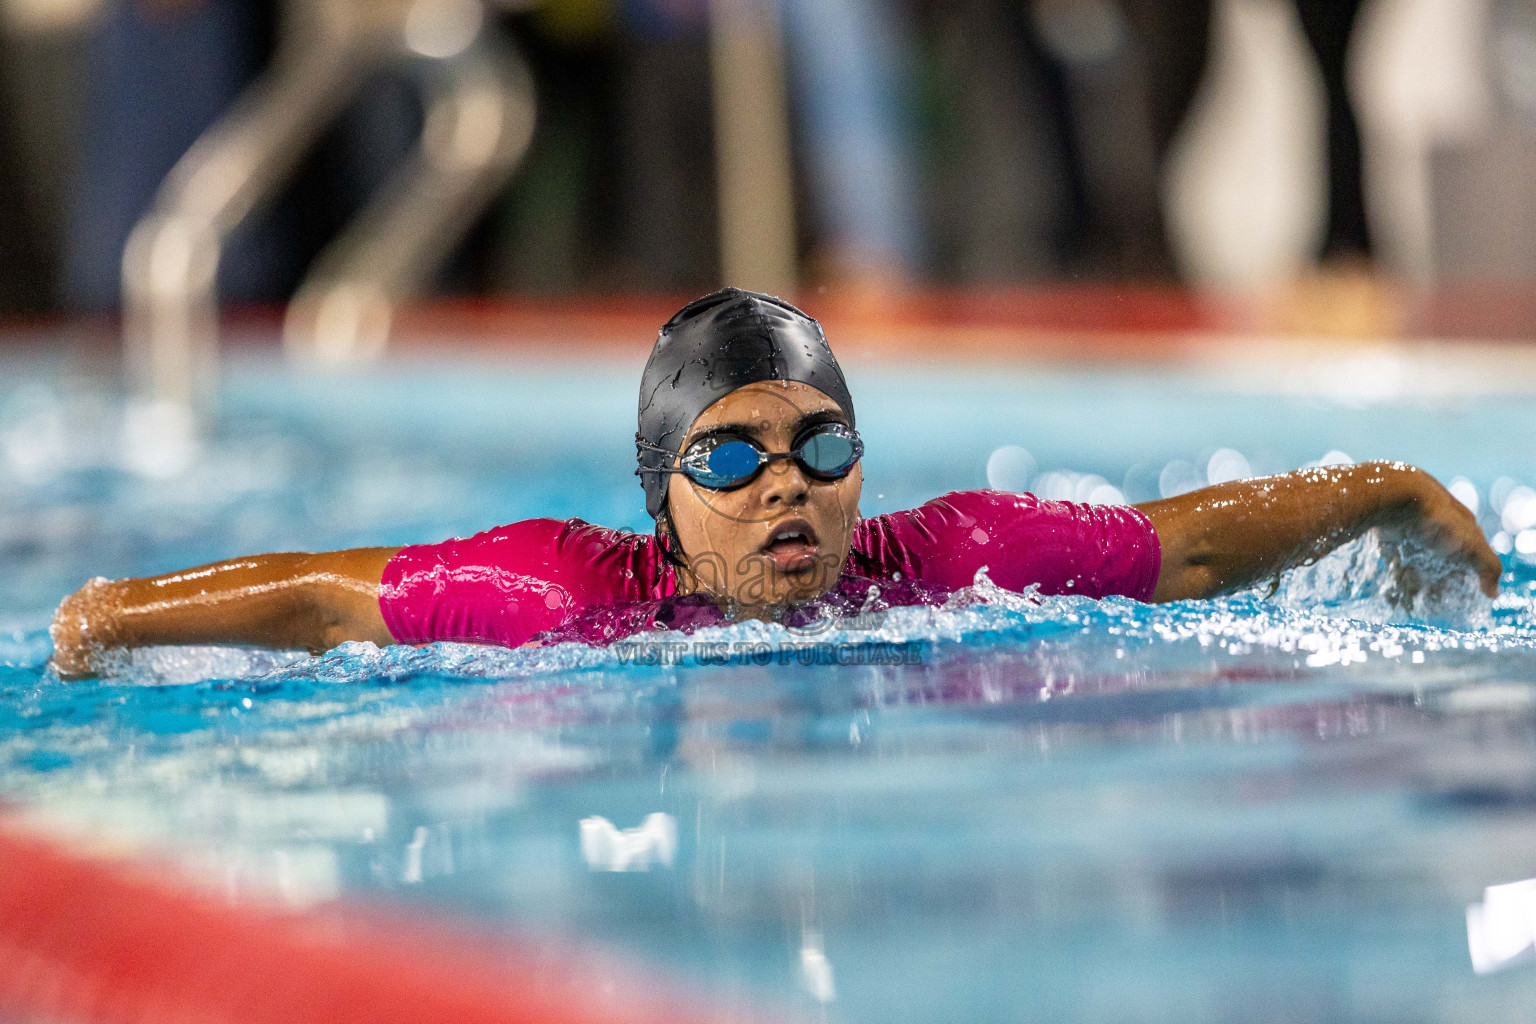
<box><xmin>50</xmin><ymin>288</ymin><xmax>1500</xmax><ymax>677</ymax></box>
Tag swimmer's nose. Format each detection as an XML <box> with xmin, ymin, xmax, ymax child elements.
<box><xmin>761</xmin><ymin>459</ymin><xmax>810</xmax><ymax>507</ymax></box>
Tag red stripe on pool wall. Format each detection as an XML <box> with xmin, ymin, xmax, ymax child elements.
<box><xmin>0</xmin><ymin>824</ymin><xmax>743</xmax><ymax>1024</ymax></box>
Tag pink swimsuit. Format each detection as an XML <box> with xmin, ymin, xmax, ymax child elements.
<box><xmin>378</xmin><ymin>489</ymin><xmax>1161</xmax><ymax>648</ymax></box>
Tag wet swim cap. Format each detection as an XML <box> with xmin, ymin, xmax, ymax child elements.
<box><xmin>637</xmin><ymin>288</ymin><xmax>855</xmax><ymax>519</ymax></box>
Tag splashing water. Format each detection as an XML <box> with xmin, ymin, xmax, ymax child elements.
<box><xmin>37</xmin><ymin>529</ymin><xmax>1521</xmax><ymax>694</ymax></box>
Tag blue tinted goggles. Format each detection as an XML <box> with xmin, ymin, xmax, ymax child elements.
<box><xmin>638</xmin><ymin>422</ymin><xmax>863</xmax><ymax>491</ymax></box>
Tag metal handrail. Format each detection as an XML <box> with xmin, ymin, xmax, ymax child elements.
<box><xmin>121</xmin><ymin>0</ymin><xmax>534</xmax><ymax>411</ymax></box>
<box><xmin>284</xmin><ymin>44</ymin><xmax>533</xmax><ymax>364</ymax></box>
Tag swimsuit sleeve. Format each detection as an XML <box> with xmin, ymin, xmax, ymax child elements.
<box><xmin>377</xmin><ymin>519</ymin><xmax>673</xmax><ymax>647</ymax></box>
<box><xmin>851</xmin><ymin>489</ymin><xmax>1162</xmax><ymax>601</ymax></box>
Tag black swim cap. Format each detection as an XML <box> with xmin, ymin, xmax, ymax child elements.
<box><xmin>636</xmin><ymin>287</ymin><xmax>855</xmax><ymax>520</ymax></box>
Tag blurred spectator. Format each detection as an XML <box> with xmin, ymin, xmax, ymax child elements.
<box><xmin>1293</xmin><ymin>0</ymin><xmax>1371</xmax><ymax>261</ymax></box>
<box><xmin>65</xmin><ymin>0</ymin><xmax>271</xmax><ymax>311</ymax></box>
<box><xmin>0</xmin><ymin>79</ymin><xmax>51</xmax><ymax>314</ymax></box>
<box><xmin>921</xmin><ymin>0</ymin><xmax>1177</xmax><ymax>282</ymax></box>
<box><xmin>483</xmin><ymin>0</ymin><xmax>624</xmax><ymax>293</ymax></box>
<box><xmin>923</xmin><ymin>0</ymin><xmax>1377</xmax><ymax>286</ymax></box>
<box><xmin>2</xmin><ymin>0</ymin><xmax>1515</xmax><ymax>316</ymax></box>
<box><xmin>609</xmin><ymin>0</ymin><xmax>719</xmax><ymax>290</ymax></box>
<box><xmin>920</xmin><ymin>0</ymin><xmax>1066</xmax><ymax>282</ymax></box>
<box><xmin>562</xmin><ymin>0</ymin><xmax>925</xmax><ymax>293</ymax></box>
<box><xmin>780</xmin><ymin>0</ymin><xmax>922</xmax><ymax>286</ymax></box>
<box><xmin>0</xmin><ymin>0</ymin><xmax>87</xmax><ymax>315</ymax></box>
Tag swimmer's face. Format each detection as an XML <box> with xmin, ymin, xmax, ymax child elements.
<box><xmin>666</xmin><ymin>381</ymin><xmax>861</xmax><ymax>607</ymax></box>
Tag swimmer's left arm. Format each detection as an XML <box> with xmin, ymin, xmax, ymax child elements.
<box><xmin>1134</xmin><ymin>461</ymin><xmax>1500</xmax><ymax>602</ymax></box>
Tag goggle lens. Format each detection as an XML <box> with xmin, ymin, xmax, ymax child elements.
<box><xmin>698</xmin><ymin>440</ymin><xmax>762</xmax><ymax>487</ymax></box>
<box><xmin>799</xmin><ymin>429</ymin><xmax>858</xmax><ymax>478</ymax></box>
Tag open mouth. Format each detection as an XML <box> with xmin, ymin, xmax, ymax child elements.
<box><xmin>760</xmin><ymin>519</ymin><xmax>820</xmax><ymax>573</ymax></box>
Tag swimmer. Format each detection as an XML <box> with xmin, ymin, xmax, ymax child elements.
<box><xmin>49</xmin><ymin>288</ymin><xmax>1500</xmax><ymax>678</ymax></box>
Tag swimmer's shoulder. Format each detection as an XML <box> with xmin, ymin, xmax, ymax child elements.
<box><xmin>395</xmin><ymin>517</ymin><xmax>663</xmax><ymax>586</ymax></box>
<box><xmin>855</xmin><ymin>489</ymin><xmax>1044</xmax><ymax>535</ymax></box>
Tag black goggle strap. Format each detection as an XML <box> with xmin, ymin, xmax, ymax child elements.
<box><xmin>635</xmin><ymin>436</ymin><xmax>681</xmax><ymax>476</ymax></box>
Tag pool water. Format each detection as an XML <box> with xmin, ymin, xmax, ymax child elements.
<box><xmin>5</xmin><ymin>344</ymin><xmax>1536</xmax><ymax>1022</ymax></box>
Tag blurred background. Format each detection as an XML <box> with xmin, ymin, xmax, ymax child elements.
<box><xmin>12</xmin><ymin>6</ymin><xmax>1536</xmax><ymax>1021</ymax></box>
<box><xmin>2</xmin><ymin>0</ymin><xmax>1534</xmax><ymax>333</ymax></box>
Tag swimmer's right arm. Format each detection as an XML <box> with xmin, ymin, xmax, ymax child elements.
<box><xmin>49</xmin><ymin>548</ymin><xmax>401</xmax><ymax>680</ymax></box>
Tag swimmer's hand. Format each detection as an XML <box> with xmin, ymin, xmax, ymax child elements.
<box><xmin>50</xmin><ymin>577</ymin><xmax>113</xmax><ymax>680</ymax></box>
<box><xmin>1374</xmin><ymin>469</ymin><xmax>1502</xmax><ymax>603</ymax></box>
<box><xmin>1137</xmin><ymin>461</ymin><xmax>1501</xmax><ymax>603</ymax></box>
<box><xmin>48</xmin><ymin>548</ymin><xmax>401</xmax><ymax>680</ymax></box>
